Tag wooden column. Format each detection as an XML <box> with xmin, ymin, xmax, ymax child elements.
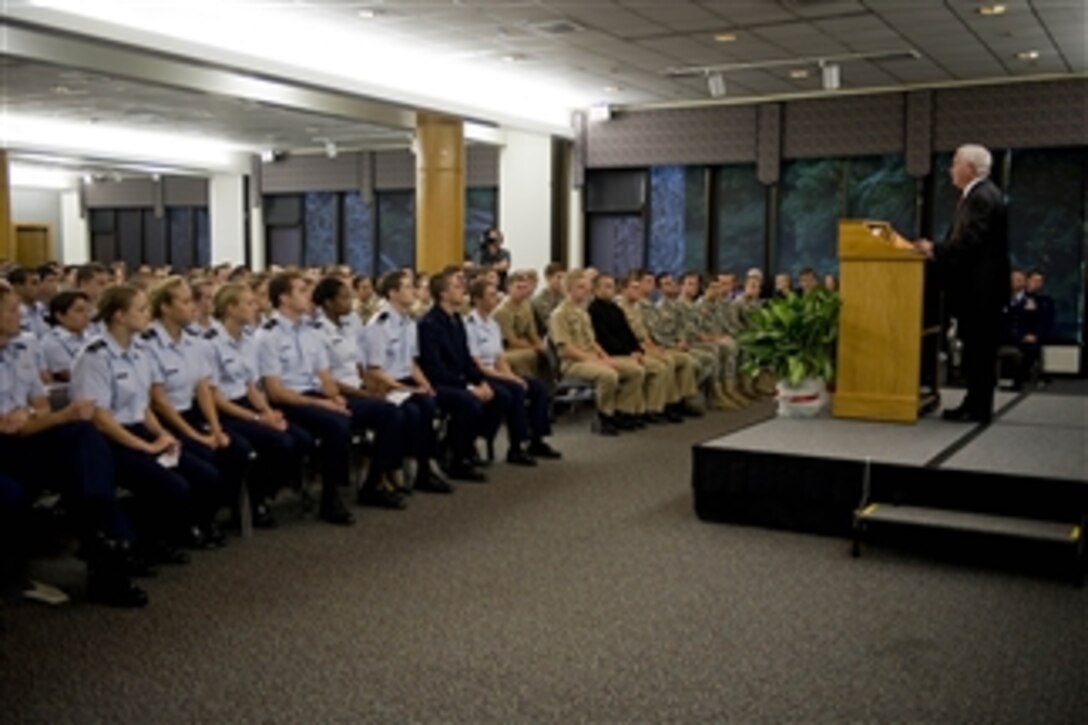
<box><xmin>0</xmin><ymin>150</ymin><xmax>12</xmax><ymax>262</ymax></box>
<box><xmin>415</xmin><ymin>113</ymin><xmax>464</xmax><ymax>274</ymax></box>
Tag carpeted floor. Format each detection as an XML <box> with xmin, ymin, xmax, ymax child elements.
<box><xmin>2</xmin><ymin>401</ymin><xmax>1087</xmax><ymax>723</ymax></box>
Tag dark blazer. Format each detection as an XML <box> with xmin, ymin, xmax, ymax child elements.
<box><xmin>935</xmin><ymin>177</ymin><xmax>1010</xmax><ymax>324</ymax></box>
<box><xmin>588</xmin><ymin>298</ymin><xmax>640</xmax><ymax>356</ymax></box>
<box><xmin>417</xmin><ymin>306</ymin><xmax>483</xmax><ymax>388</ymax></box>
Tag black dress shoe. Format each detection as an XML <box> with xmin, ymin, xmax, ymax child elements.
<box><xmin>680</xmin><ymin>403</ymin><xmax>704</xmax><ymax>418</ymax></box>
<box><xmin>447</xmin><ymin>464</ymin><xmax>488</xmax><ymax>483</ymax></box>
<box><xmin>597</xmin><ymin>415</ymin><xmax>620</xmax><ymax>436</ymax></box>
<box><xmin>506</xmin><ymin>448</ymin><xmax>538</xmax><ymax>467</ymax></box>
<box><xmin>124</xmin><ymin>551</ymin><xmax>158</xmax><ymax>579</ymax></box>
<box><xmin>527</xmin><ymin>441</ymin><xmax>562</xmax><ymax>460</ymax></box>
<box><xmin>665</xmin><ymin>409</ymin><xmax>685</xmax><ymax>424</ymax></box>
<box><xmin>319</xmin><ymin>496</ymin><xmax>356</xmax><ymax>525</ymax></box>
<box><xmin>414</xmin><ymin>470</ymin><xmax>454</xmax><ymax>493</ymax></box>
<box><xmin>152</xmin><ymin>543</ymin><xmax>190</xmax><ymax>566</ymax></box>
<box><xmin>357</xmin><ymin>486</ymin><xmax>407</xmax><ymax>510</ymax></box>
<box><xmin>252</xmin><ymin>504</ymin><xmax>278</xmax><ymax>529</ymax></box>
<box><xmin>87</xmin><ymin>572</ymin><xmax>149</xmax><ymax>609</ymax></box>
<box><xmin>203</xmin><ymin>523</ymin><xmax>227</xmax><ymax>548</ymax></box>
<box><xmin>942</xmin><ymin>407</ymin><xmax>990</xmax><ymax>423</ymax></box>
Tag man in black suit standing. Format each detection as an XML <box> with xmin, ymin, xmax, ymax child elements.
<box><xmin>917</xmin><ymin>144</ymin><xmax>1010</xmax><ymax>423</ymax></box>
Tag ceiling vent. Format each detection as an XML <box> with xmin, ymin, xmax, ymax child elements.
<box><xmin>529</xmin><ymin>20</ymin><xmax>583</xmax><ymax>36</ymax></box>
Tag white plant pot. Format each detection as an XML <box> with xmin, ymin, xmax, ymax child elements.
<box><xmin>775</xmin><ymin>378</ymin><xmax>828</xmax><ymax>418</ymax></box>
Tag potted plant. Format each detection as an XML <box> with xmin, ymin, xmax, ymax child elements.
<box><xmin>738</xmin><ymin>289</ymin><xmax>840</xmax><ymax>418</ymax></box>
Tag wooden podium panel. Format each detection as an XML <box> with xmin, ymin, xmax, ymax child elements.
<box><xmin>833</xmin><ymin>220</ymin><xmax>937</xmax><ymax>424</ymax></box>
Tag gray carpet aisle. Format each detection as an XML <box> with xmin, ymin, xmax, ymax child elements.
<box><xmin>2</xmin><ymin>401</ymin><xmax>1086</xmax><ymax>724</ymax></box>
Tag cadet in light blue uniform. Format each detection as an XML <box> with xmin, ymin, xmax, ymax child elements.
<box><xmin>256</xmin><ymin>272</ymin><xmax>355</xmax><ymax>525</ymax></box>
<box><xmin>40</xmin><ymin>291</ymin><xmax>94</xmax><ymax>381</ymax></box>
<box><xmin>144</xmin><ymin>277</ymin><xmax>243</xmax><ymax>547</ymax></box>
<box><xmin>1</xmin><ymin>282</ymin><xmax>146</xmax><ymax>607</ymax></box>
<box><xmin>363</xmin><ymin>270</ymin><xmax>451</xmax><ymax>493</ymax></box>
<box><xmin>206</xmin><ymin>283</ymin><xmax>311</xmax><ymax>528</ymax></box>
<box><xmin>465</xmin><ymin>278</ymin><xmax>560</xmax><ymax>463</ymax></box>
<box><xmin>312</xmin><ymin>277</ymin><xmax>407</xmax><ymax>509</ymax></box>
<box><xmin>71</xmin><ymin>284</ymin><xmax>220</xmax><ymax>561</ymax></box>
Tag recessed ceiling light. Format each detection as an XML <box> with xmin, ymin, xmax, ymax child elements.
<box><xmin>714</xmin><ymin>32</ymin><xmax>738</xmax><ymax>43</ymax></box>
<box><xmin>503</xmin><ymin>53</ymin><xmax>527</xmax><ymax>63</ymax></box>
<box><xmin>978</xmin><ymin>4</ymin><xmax>1008</xmax><ymax>16</ymax></box>
<box><xmin>1016</xmin><ymin>50</ymin><xmax>1040</xmax><ymax>61</ymax></box>
<box><xmin>789</xmin><ymin>69</ymin><xmax>809</xmax><ymax>79</ymax></box>
<box><xmin>603</xmin><ymin>85</ymin><xmax>622</xmax><ymax>93</ymax></box>
<box><xmin>357</xmin><ymin>8</ymin><xmax>382</xmax><ymax>19</ymax></box>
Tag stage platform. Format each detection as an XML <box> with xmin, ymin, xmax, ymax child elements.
<box><xmin>692</xmin><ymin>390</ymin><xmax>1088</xmax><ymax>537</ymax></box>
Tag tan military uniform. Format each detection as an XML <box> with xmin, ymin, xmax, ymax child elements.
<box><xmin>533</xmin><ymin>288</ymin><xmax>564</xmax><ymax>335</ymax></box>
<box><xmin>493</xmin><ymin>297</ymin><xmax>545</xmax><ymax>379</ymax></box>
<box><xmin>618</xmin><ymin>297</ymin><xmax>698</xmax><ymax>405</ymax></box>
<box><xmin>409</xmin><ymin>299</ymin><xmax>432</xmax><ymax>320</ymax></box>
<box><xmin>548</xmin><ymin>300</ymin><xmax>644</xmax><ymax>416</ymax></box>
<box><xmin>355</xmin><ymin>296</ymin><xmax>382</xmax><ymax>324</ymax></box>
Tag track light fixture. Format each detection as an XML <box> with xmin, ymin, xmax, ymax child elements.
<box><xmin>707</xmin><ymin>72</ymin><xmax>727</xmax><ymax>98</ymax></box>
<box><xmin>820</xmin><ymin>61</ymin><xmax>841</xmax><ymax>91</ymax></box>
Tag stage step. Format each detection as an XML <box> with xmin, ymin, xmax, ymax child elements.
<box><xmin>852</xmin><ymin>503</ymin><xmax>1085</xmax><ymax>584</ymax></box>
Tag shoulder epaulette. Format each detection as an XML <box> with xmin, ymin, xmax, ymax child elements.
<box><xmin>13</xmin><ymin>340</ymin><xmax>27</xmax><ymax>351</ymax></box>
<box><xmin>204</xmin><ymin>328</ymin><xmax>218</xmax><ymax>340</ymax></box>
<box><xmin>312</xmin><ymin>320</ymin><xmax>324</xmax><ymax>329</ymax></box>
<box><xmin>86</xmin><ymin>339</ymin><xmax>108</xmax><ymax>353</ymax></box>
<box><xmin>376</xmin><ymin>311</ymin><xmax>390</xmax><ymax>323</ymax></box>
<box><xmin>140</xmin><ymin>329</ymin><xmax>156</xmax><ymax>340</ymax></box>
<box><xmin>262</xmin><ymin>318</ymin><xmax>278</xmax><ymax>330</ymax></box>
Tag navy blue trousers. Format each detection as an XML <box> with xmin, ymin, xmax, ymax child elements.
<box><xmin>394</xmin><ymin>381</ymin><xmax>439</xmax><ymax>461</ymax></box>
<box><xmin>345</xmin><ymin>396</ymin><xmax>404</xmax><ymax>474</ymax></box>
<box><xmin>433</xmin><ymin>385</ymin><xmax>506</xmax><ymax>461</ymax></box>
<box><xmin>113</xmin><ymin>423</ymin><xmax>221</xmax><ymax>538</ymax></box>
<box><xmin>178</xmin><ymin>407</ymin><xmax>253</xmax><ymax>507</ymax></box>
<box><xmin>484</xmin><ymin>375</ymin><xmax>552</xmax><ymax>446</ymax></box>
<box><xmin>0</xmin><ymin>422</ymin><xmax>131</xmax><ymax>542</ymax></box>
<box><xmin>278</xmin><ymin>399</ymin><xmax>352</xmax><ymax>496</ymax></box>
<box><xmin>223</xmin><ymin>398</ymin><xmax>312</xmax><ymax>502</ymax></box>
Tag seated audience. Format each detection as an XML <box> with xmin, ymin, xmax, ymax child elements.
<box><xmin>773</xmin><ymin>273</ymin><xmax>794</xmax><ymax>299</ymax></box>
<box><xmin>798</xmin><ymin>267</ymin><xmax>819</xmax><ymax>295</ymax></box>
<box><xmin>465</xmin><ymin>277</ymin><xmax>560</xmax><ymax>463</ymax></box>
<box><xmin>205</xmin><ymin>283</ymin><xmax>312</xmax><ymax>528</ymax></box>
<box><xmin>353</xmin><ymin>275</ymin><xmax>381</xmax><ymax>323</ymax></box>
<box><xmin>41</xmin><ymin>291</ymin><xmax>94</xmax><ymax>381</ymax></box>
<box><xmin>493</xmin><ymin>270</ymin><xmax>548</xmax><ymax>380</ymax></box>
<box><xmin>532</xmin><ymin>262</ymin><xmax>566</xmax><ymax>335</ymax></box>
<box><xmin>550</xmin><ymin>269</ymin><xmax>644</xmax><ymax>436</ymax></box>
<box><xmin>1</xmin><ymin>283</ymin><xmax>146</xmax><ymax>607</ymax></box>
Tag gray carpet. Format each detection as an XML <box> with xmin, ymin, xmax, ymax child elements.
<box><xmin>2</xmin><ymin>402</ymin><xmax>1087</xmax><ymax>724</ymax></box>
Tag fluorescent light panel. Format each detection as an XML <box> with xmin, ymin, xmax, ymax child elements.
<box><xmin>26</xmin><ymin>0</ymin><xmax>593</xmax><ymax>131</ymax></box>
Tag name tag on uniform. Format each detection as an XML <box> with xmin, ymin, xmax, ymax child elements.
<box><xmin>116</xmin><ymin>372</ymin><xmax>129</xmax><ymax>381</ymax></box>
<box><xmin>164</xmin><ymin>368</ymin><xmax>179</xmax><ymax>377</ymax></box>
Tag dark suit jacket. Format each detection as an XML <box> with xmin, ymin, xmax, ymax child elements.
<box><xmin>588</xmin><ymin>298</ymin><xmax>640</xmax><ymax>356</ymax></box>
<box><xmin>936</xmin><ymin>177</ymin><xmax>1010</xmax><ymax>326</ymax></box>
<box><xmin>417</xmin><ymin>306</ymin><xmax>484</xmax><ymax>388</ymax></box>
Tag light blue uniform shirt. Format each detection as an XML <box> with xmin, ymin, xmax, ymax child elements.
<box><xmin>464</xmin><ymin>309</ymin><xmax>504</xmax><ymax>369</ymax></box>
<box><xmin>71</xmin><ymin>332</ymin><xmax>161</xmax><ymax>426</ymax></box>
<box><xmin>204</xmin><ymin>320</ymin><xmax>259</xmax><ymax>402</ymax></box>
<box><xmin>0</xmin><ymin>336</ymin><xmax>47</xmax><ymax>414</ymax></box>
<box><xmin>256</xmin><ymin>311</ymin><xmax>329</xmax><ymax>394</ymax></box>
<box><xmin>19</xmin><ymin>302</ymin><xmax>48</xmax><ymax>339</ymax></box>
<box><xmin>314</xmin><ymin>312</ymin><xmax>364</xmax><ymax>388</ymax></box>
<box><xmin>363</xmin><ymin>302</ymin><xmax>417</xmax><ymax>381</ymax></box>
<box><xmin>41</xmin><ymin>326</ymin><xmax>92</xmax><ymax>375</ymax></box>
<box><xmin>142</xmin><ymin>321</ymin><xmax>209</xmax><ymax>413</ymax></box>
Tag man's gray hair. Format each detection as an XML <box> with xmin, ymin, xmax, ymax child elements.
<box><xmin>957</xmin><ymin>144</ymin><xmax>993</xmax><ymax>177</ymax></box>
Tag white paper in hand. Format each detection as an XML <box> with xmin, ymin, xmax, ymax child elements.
<box><xmin>157</xmin><ymin>449</ymin><xmax>180</xmax><ymax>469</ymax></box>
<box><xmin>386</xmin><ymin>390</ymin><xmax>412</xmax><ymax>407</ymax></box>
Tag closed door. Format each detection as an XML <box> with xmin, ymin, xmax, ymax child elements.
<box><xmin>15</xmin><ymin>224</ymin><xmax>50</xmax><ymax>266</ymax></box>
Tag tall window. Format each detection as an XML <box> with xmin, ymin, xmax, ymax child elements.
<box><xmin>343</xmin><ymin>193</ymin><xmax>375</xmax><ymax>275</ymax></box>
<box><xmin>303</xmin><ymin>192</ymin><xmax>339</xmax><ymax>267</ymax></box>
<box><xmin>715</xmin><ymin>164</ymin><xmax>766</xmax><ymax>276</ymax></box>
<box><xmin>1007</xmin><ymin>147</ymin><xmax>1086</xmax><ymax>341</ymax></box>
<box><xmin>648</xmin><ymin>166</ymin><xmax>707</xmax><ymax>276</ymax></box>
<box><xmin>89</xmin><ymin>207</ymin><xmax>207</xmax><ymax>271</ymax></box>
<box><xmin>777</xmin><ymin>158</ymin><xmax>845</xmax><ymax>276</ymax></box>
<box><xmin>465</xmin><ymin>187</ymin><xmax>498</xmax><ymax>262</ymax></box>
<box><xmin>589</xmin><ymin>216</ymin><xmax>645</xmax><ymax>277</ymax></box>
<box><xmin>846</xmin><ymin>155</ymin><xmax>918</xmax><ymax>238</ymax></box>
<box><xmin>376</xmin><ymin>191</ymin><xmax>415</xmax><ymax>272</ymax></box>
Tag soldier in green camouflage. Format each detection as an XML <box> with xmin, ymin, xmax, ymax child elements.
<box><xmin>692</xmin><ymin>275</ymin><xmax>753</xmax><ymax>407</ymax></box>
<box><xmin>675</xmin><ymin>272</ymin><xmax>745</xmax><ymax>409</ymax></box>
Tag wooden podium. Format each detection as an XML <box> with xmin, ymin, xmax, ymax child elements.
<box><xmin>832</xmin><ymin>220</ymin><xmax>941</xmax><ymax>424</ymax></box>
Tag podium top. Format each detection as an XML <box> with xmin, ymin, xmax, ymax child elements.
<box><xmin>838</xmin><ymin>219</ymin><xmax>923</xmax><ymax>262</ymax></box>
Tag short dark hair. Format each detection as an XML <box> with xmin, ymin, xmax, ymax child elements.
<box><xmin>312</xmin><ymin>276</ymin><xmax>346</xmax><ymax>308</ymax></box>
<box><xmin>799</xmin><ymin>267</ymin><xmax>816</xmax><ymax>278</ymax></box>
<box><xmin>95</xmin><ymin>284</ymin><xmax>142</xmax><ymax>326</ymax></box>
<box><xmin>655</xmin><ymin>272</ymin><xmax>673</xmax><ymax>286</ymax></box>
<box><xmin>621</xmin><ymin>271</ymin><xmax>642</xmax><ymax>289</ymax></box>
<box><xmin>76</xmin><ymin>263</ymin><xmax>107</xmax><ymax>286</ymax></box>
<box><xmin>37</xmin><ymin>264</ymin><xmax>60</xmax><ymax>279</ymax></box>
<box><xmin>6</xmin><ymin>267</ymin><xmax>33</xmax><ymax>286</ymax></box>
<box><xmin>379</xmin><ymin>270</ymin><xmax>411</xmax><ymax>299</ymax></box>
<box><xmin>429</xmin><ymin>271</ymin><xmax>454</xmax><ymax>304</ymax></box>
<box><xmin>352</xmin><ymin>274</ymin><xmax>372</xmax><ymax>290</ymax></box>
<box><xmin>268</xmin><ymin>271</ymin><xmax>303</xmax><ymax>309</ymax></box>
<box><xmin>680</xmin><ymin>271</ymin><xmax>701</xmax><ymax>284</ymax></box>
<box><xmin>47</xmin><ymin>290</ymin><xmax>89</xmax><ymax>325</ymax></box>
<box><xmin>544</xmin><ymin>262</ymin><xmax>566</xmax><ymax>279</ymax></box>
<box><xmin>469</xmin><ymin>277</ymin><xmax>493</xmax><ymax>303</ymax></box>
<box><xmin>592</xmin><ymin>273</ymin><xmax>614</xmax><ymax>289</ymax></box>
<box><xmin>227</xmin><ymin>265</ymin><xmax>249</xmax><ymax>281</ymax></box>
<box><xmin>1028</xmin><ymin>269</ymin><xmax>1045</xmax><ymax>279</ymax></box>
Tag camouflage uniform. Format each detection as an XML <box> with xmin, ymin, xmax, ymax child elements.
<box><xmin>652</xmin><ymin>297</ymin><xmax>717</xmax><ymax>386</ymax></box>
<box><xmin>618</xmin><ymin>297</ymin><xmax>698</xmax><ymax>405</ymax></box>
